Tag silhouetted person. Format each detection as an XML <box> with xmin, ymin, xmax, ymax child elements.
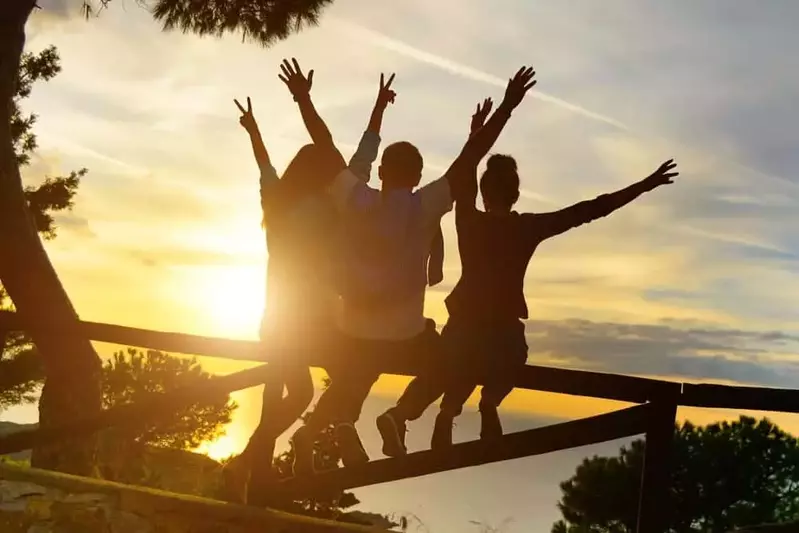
<box><xmin>380</xmin><ymin>139</ymin><xmax>679</xmax><ymax>451</ymax></box>
<box><xmin>222</xmin><ymin>93</ymin><xmax>384</xmax><ymax>503</ymax></box>
<box><xmin>276</xmin><ymin>59</ymin><xmax>537</xmax><ymax>474</ymax></box>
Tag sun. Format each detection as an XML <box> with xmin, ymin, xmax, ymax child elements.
<box><xmin>184</xmin><ymin>263</ymin><xmax>265</xmax><ymax>339</ymax></box>
<box><xmin>196</xmin><ymin>434</ymin><xmax>240</xmax><ymax>461</ymax></box>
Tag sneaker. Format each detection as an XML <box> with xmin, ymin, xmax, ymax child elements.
<box><xmin>431</xmin><ymin>412</ymin><xmax>454</xmax><ymax>451</ymax></box>
<box><xmin>376</xmin><ymin>409</ymin><xmax>408</xmax><ymax>457</ymax></box>
<box><xmin>335</xmin><ymin>423</ymin><xmax>370</xmax><ymax>467</ymax></box>
<box><xmin>479</xmin><ymin>404</ymin><xmax>503</xmax><ymax>441</ymax></box>
<box><xmin>290</xmin><ymin>425</ymin><xmax>316</xmax><ymax>477</ymax></box>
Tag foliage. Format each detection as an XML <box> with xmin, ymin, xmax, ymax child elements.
<box><xmin>81</xmin><ymin>0</ymin><xmax>333</xmax><ymax>47</ymax></box>
<box><xmin>101</xmin><ymin>348</ymin><xmax>236</xmax><ymax>449</ymax></box>
<box><xmin>552</xmin><ymin>417</ymin><xmax>799</xmax><ymax>533</ymax></box>
<box><xmin>0</xmin><ymin>45</ymin><xmax>86</xmax><ymax>411</ymax></box>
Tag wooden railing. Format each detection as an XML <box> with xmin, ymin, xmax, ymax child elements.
<box><xmin>1</xmin><ymin>309</ymin><xmax>797</xmax><ymax>533</ymax></box>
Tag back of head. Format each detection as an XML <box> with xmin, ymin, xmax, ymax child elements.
<box><xmin>480</xmin><ymin>154</ymin><xmax>520</xmax><ymax>212</ymax></box>
<box><xmin>379</xmin><ymin>141</ymin><xmax>424</xmax><ymax>189</ymax></box>
<box><xmin>282</xmin><ymin>143</ymin><xmax>329</xmax><ymax>190</ymax></box>
<box><xmin>264</xmin><ymin>143</ymin><xmax>338</xmax><ymax>228</ymax></box>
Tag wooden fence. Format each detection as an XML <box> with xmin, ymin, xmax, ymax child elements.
<box><xmin>2</xmin><ymin>310</ymin><xmax>798</xmax><ymax>533</ymax></box>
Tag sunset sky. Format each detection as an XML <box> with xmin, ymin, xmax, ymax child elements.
<box><xmin>5</xmin><ymin>0</ymin><xmax>799</xmax><ymax>531</ymax></box>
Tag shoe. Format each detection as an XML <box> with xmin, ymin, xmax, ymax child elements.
<box><xmin>290</xmin><ymin>425</ymin><xmax>316</xmax><ymax>477</ymax></box>
<box><xmin>335</xmin><ymin>423</ymin><xmax>370</xmax><ymax>467</ymax></box>
<box><xmin>376</xmin><ymin>409</ymin><xmax>408</xmax><ymax>457</ymax></box>
<box><xmin>479</xmin><ymin>404</ymin><xmax>503</xmax><ymax>441</ymax></box>
<box><xmin>431</xmin><ymin>412</ymin><xmax>454</xmax><ymax>450</ymax></box>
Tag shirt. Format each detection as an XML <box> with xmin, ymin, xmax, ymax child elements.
<box><xmin>328</xmin><ymin>169</ymin><xmax>453</xmax><ymax>340</ymax></box>
<box><xmin>446</xmin><ymin>187</ymin><xmax>652</xmax><ymax>323</ymax></box>
<box><xmin>259</xmin><ymin>132</ymin><xmax>381</xmax><ymax>339</ymax></box>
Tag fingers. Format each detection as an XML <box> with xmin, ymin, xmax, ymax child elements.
<box><xmin>234</xmin><ymin>99</ymin><xmax>246</xmax><ymax>114</ymax></box>
<box><xmin>280</xmin><ymin>62</ymin><xmax>292</xmax><ymax>80</ymax></box>
<box><xmin>308</xmin><ymin>69</ymin><xmax>314</xmax><ymax>89</ymax></box>
<box><xmin>291</xmin><ymin>57</ymin><xmax>303</xmax><ymax>76</ymax></box>
<box><xmin>385</xmin><ymin>73</ymin><xmax>396</xmax><ymax>89</ymax></box>
<box><xmin>247</xmin><ymin>96</ymin><xmax>252</xmax><ymax>113</ymax></box>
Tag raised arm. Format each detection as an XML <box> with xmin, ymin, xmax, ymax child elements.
<box><xmin>444</xmin><ymin>66</ymin><xmax>536</xmax><ymax>189</ymax></box>
<box><xmin>349</xmin><ymin>73</ymin><xmax>396</xmax><ymax>181</ymax></box>
<box><xmin>453</xmin><ymin>97</ymin><xmax>494</xmax><ymax>210</ymax></box>
<box><xmin>530</xmin><ymin>159</ymin><xmax>680</xmax><ymax>239</ymax></box>
<box><xmin>235</xmin><ymin>97</ymin><xmax>272</xmax><ymax>177</ymax></box>
<box><xmin>279</xmin><ymin>58</ymin><xmax>335</xmax><ymax>150</ymax></box>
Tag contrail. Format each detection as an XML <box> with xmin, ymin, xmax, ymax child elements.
<box><xmin>331</xmin><ymin>18</ymin><xmax>799</xmax><ymax>197</ymax></box>
<box><xmin>331</xmin><ymin>19</ymin><xmax>630</xmax><ymax>132</ymax></box>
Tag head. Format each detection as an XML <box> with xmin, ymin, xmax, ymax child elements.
<box><xmin>263</xmin><ymin>143</ymin><xmax>340</xmax><ymax>227</ymax></box>
<box><xmin>378</xmin><ymin>141</ymin><xmax>424</xmax><ymax>190</ymax></box>
<box><xmin>480</xmin><ymin>154</ymin><xmax>520</xmax><ymax>212</ymax></box>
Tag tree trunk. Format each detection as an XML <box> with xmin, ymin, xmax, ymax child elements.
<box><xmin>0</xmin><ymin>1</ymin><xmax>102</xmax><ymax>476</ymax></box>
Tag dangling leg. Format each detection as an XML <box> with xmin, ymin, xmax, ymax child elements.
<box><xmin>377</xmin><ymin>321</ymin><xmax>448</xmax><ymax>456</ymax></box>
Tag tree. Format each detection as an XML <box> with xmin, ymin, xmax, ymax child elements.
<box><xmin>0</xmin><ymin>45</ymin><xmax>86</xmax><ymax>411</ymax></box>
<box><xmin>0</xmin><ymin>0</ymin><xmax>333</xmax><ymax>475</ymax></box>
<box><xmin>552</xmin><ymin>417</ymin><xmax>799</xmax><ymax>533</ymax></box>
<box><xmin>97</xmin><ymin>348</ymin><xmax>237</xmax><ymax>484</ymax></box>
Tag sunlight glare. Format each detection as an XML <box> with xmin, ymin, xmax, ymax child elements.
<box><xmin>182</xmin><ymin>263</ymin><xmax>265</xmax><ymax>339</ymax></box>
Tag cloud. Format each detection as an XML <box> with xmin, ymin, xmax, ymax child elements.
<box><xmin>332</xmin><ymin>19</ymin><xmax>630</xmax><ymax>131</ymax></box>
<box><xmin>525</xmin><ymin>318</ymin><xmax>799</xmax><ymax>388</ymax></box>
<box><xmin>52</xmin><ymin>212</ymin><xmax>95</xmax><ymax>238</ymax></box>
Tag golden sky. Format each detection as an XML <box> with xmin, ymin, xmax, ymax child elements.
<box><xmin>7</xmin><ymin>1</ymin><xmax>799</xmax><ymax>530</ymax></box>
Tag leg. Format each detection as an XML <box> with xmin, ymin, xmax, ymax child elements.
<box><xmin>478</xmin><ymin>321</ymin><xmax>528</xmax><ymax>441</ymax></box>
<box><xmin>377</xmin><ymin>322</ymin><xmax>447</xmax><ymax>456</ymax></box>
<box><xmin>292</xmin><ymin>361</ymin><xmax>378</xmax><ymax>474</ymax></box>
<box><xmin>431</xmin><ymin>379</ymin><xmax>477</xmax><ymax>450</ymax></box>
<box><xmin>224</xmin><ymin>366</ymin><xmax>285</xmax><ymax>503</ymax></box>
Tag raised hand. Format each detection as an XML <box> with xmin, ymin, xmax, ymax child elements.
<box><xmin>234</xmin><ymin>97</ymin><xmax>257</xmax><ymax>133</ymax></box>
<box><xmin>376</xmin><ymin>73</ymin><xmax>396</xmax><ymax>108</ymax></box>
<box><xmin>470</xmin><ymin>97</ymin><xmax>494</xmax><ymax>136</ymax></box>
<box><xmin>278</xmin><ymin>58</ymin><xmax>314</xmax><ymax>101</ymax></box>
<box><xmin>501</xmin><ymin>66</ymin><xmax>536</xmax><ymax>110</ymax></box>
<box><xmin>645</xmin><ymin>159</ymin><xmax>679</xmax><ymax>187</ymax></box>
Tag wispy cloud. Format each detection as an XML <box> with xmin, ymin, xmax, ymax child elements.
<box><xmin>332</xmin><ymin>19</ymin><xmax>630</xmax><ymax>131</ymax></box>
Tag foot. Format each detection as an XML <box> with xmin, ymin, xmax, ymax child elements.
<box><xmin>479</xmin><ymin>404</ymin><xmax>503</xmax><ymax>441</ymax></box>
<box><xmin>290</xmin><ymin>425</ymin><xmax>316</xmax><ymax>477</ymax></box>
<box><xmin>431</xmin><ymin>412</ymin><xmax>454</xmax><ymax>451</ymax></box>
<box><xmin>335</xmin><ymin>423</ymin><xmax>370</xmax><ymax>467</ymax></box>
<box><xmin>376</xmin><ymin>409</ymin><xmax>408</xmax><ymax>457</ymax></box>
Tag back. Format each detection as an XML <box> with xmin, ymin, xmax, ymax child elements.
<box><xmin>327</xmin><ymin>168</ymin><xmax>453</xmax><ymax>340</ymax></box>
<box><xmin>446</xmin><ymin>210</ymin><xmax>538</xmax><ymax>322</ymax></box>
<box><xmin>262</xmin><ymin>195</ymin><xmax>339</xmax><ymax>338</ymax></box>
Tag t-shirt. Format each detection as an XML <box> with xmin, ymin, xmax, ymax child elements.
<box><xmin>259</xmin><ymin>133</ymin><xmax>381</xmax><ymax>339</ymax></box>
<box><xmin>327</xmin><ymin>169</ymin><xmax>453</xmax><ymax>340</ymax></box>
<box><xmin>446</xmin><ymin>192</ymin><xmax>639</xmax><ymax>323</ymax></box>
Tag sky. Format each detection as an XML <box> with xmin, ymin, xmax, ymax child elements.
<box><xmin>3</xmin><ymin>0</ymin><xmax>799</xmax><ymax>531</ymax></box>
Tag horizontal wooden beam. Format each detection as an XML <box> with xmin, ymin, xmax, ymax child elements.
<box><xmin>682</xmin><ymin>383</ymin><xmax>799</xmax><ymax>413</ymax></box>
<box><xmin>0</xmin><ymin>310</ymin><xmax>678</xmax><ymax>404</ymax></box>
<box><xmin>277</xmin><ymin>404</ymin><xmax>651</xmax><ymax>498</ymax></box>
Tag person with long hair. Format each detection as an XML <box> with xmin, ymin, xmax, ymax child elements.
<box><xmin>222</xmin><ymin>81</ymin><xmax>393</xmax><ymax>503</ymax></box>
<box><xmin>276</xmin><ymin>59</ymin><xmax>537</xmax><ymax>475</ymax></box>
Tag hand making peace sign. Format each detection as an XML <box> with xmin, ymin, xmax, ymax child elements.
<box><xmin>234</xmin><ymin>96</ymin><xmax>257</xmax><ymax>133</ymax></box>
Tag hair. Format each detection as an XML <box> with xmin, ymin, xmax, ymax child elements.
<box><xmin>379</xmin><ymin>141</ymin><xmax>424</xmax><ymax>188</ymax></box>
<box><xmin>480</xmin><ymin>154</ymin><xmax>520</xmax><ymax>211</ymax></box>
<box><xmin>263</xmin><ymin>143</ymin><xmax>337</xmax><ymax>227</ymax></box>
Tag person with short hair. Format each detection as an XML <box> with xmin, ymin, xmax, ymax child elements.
<box><xmin>275</xmin><ymin>60</ymin><xmax>538</xmax><ymax>474</ymax></box>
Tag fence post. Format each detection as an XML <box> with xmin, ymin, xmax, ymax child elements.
<box><xmin>636</xmin><ymin>399</ymin><xmax>678</xmax><ymax>533</ymax></box>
